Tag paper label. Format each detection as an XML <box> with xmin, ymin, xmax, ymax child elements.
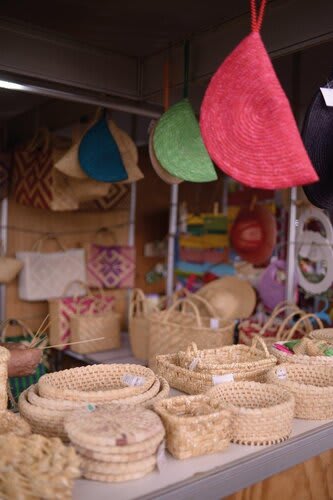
<box><xmin>276</xmin><ymin>367</ymin><xmax>287</xmax><ymax>380</ymax></box>
<box><xmin>188</xmin><ymin>358</ymin><xmax>199</xmax><ymax>371</ymax></box>
<box><xmin>210</xmin><ymin>318</ymin><xmax>220</xmax><ymax>329</ymax></box>
<box><xmin>122</xmin><ymin>374</ymin><xmax>146</xmax><ymax>387</ymax></box>
<box><xmin>320</xmin><ymin>87</ymin><xmax>333</xmax><ymax>107</ymax></box>
<box><xmin>156</xmin><ymin>440</ymin><xmax>167</xmax><ymax>472</ymax></box>
<box><xmin>212</xmin><ymin>373</ymin><xmax>234</xmax><ymax>385</ymax></box>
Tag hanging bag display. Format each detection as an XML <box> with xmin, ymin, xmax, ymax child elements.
<box><xmin>0</xmin><ymin>241</ymin><xmax>23</xmax><ymax>284</ymax></box>
<box><xmin>48</xmin><ymin>281</ymin><xmax>115</xmax><ymax>350</ymax></box>
<box><xmin>16</xmin><ymin>236</ymin><xmax>86</xmax><ymax>301</ymax></box>
<box><xmin>85</xmin><ymin>229</ymin><xmax>136</xmax><ymax>289</ymax></box>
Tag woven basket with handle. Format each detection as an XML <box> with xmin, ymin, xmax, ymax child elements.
<box><xmin>148</xmin><ymin>296</ymin><xmax>234</xmax><ymax>370</ymax></box>
<box><xmin>128</xmin><ymin>289</ymin><xmax>157</xmax><ymax>362</ymax></box>
<box><xmin>267</xmin><ymin>363</ymin><xmax>333</xmax><ymax>419</ymax></box>
<box><xmin>207</xmin><ymin>381</ymin><xmax>295</xmax><ymax>445</ymax></box>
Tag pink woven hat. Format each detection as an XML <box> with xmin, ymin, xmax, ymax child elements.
<box><xmin>200</xmin><ymin>0</ymin><xmax>318</xmax><ymax>189</ymax></box>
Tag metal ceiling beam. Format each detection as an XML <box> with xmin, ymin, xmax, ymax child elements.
<box><xmin>142</xmin><ymin>0</ymin><xmax>333</xmax><ymax>102</ymax></box>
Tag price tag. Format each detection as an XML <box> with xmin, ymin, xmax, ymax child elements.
<box><xmin>156</xmin><ymin>440</ymin><xmax>167</xmax><ymax>472</ymax></box>
<box><xmin>212</xmin><ymin>373</ymin><xmax>234</xmax><ymax>385</ymax></box>
<box><xmin>122</xmin><ymin>374</ymin><xmax>146</xmax><ymax>387</ymax></box>
<box><xmin>210</xmin><ymin>318</ymin><xmax>220</xmax><ymax>329</ymax></box>
<box><xmin>276</xmin><ymin>367</ymin><xmax>287</xmax><ymax>380</ymax></box>
<box><xmin>188</xmin><ymin>358</ymin><xmax>199</xmax><ymax>371</ymax></box>
<box><xmin>320</xmin><ymin>87</ymin><xmax>333</xmax><ymax>107</ymax></box>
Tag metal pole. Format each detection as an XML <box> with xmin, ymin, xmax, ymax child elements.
<box><xmin>286</xmin><ymin>187</ymin><xmax>297</xmax><ymax>302</ymax></box>
<box><xmin>166</xmin><ymin>184</ymin><xmax>179</xmax><ymax>297</ymax></box>
<box><xmin>0</xmin><ymin>197</ymin><xmax>8</xmax><ymax>320</ymax></box>
<box><xmin>128</xmin><ymin>182</ymin><xmax>137</xmax><ymax>247</ymax></box>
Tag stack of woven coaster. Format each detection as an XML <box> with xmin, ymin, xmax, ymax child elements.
<box><xmin>65</xmin><ymin>405</ymin><xmax>165</xmax><ymax>482</ymax></box>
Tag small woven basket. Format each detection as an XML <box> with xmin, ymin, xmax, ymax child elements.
<box><xmin>148</xmin><ymin>297</ymin><xmax>234</xmax><ymax>370</ymax></box>
<box><xmin>208</xmin><ymin>381</ymin><xmax>295</xmax><ymax>445</ymax></box>
<box><xmin>266</xmin><ymin>363</ymin><xmax>333</xmax><ymax>419</ymax></box>
<box><xmin>38</xmin><ymin>364</ymin><xmax>156</xmax><ymax>402</ymax></box>
<box><xmin>309</xmin><ymin>328</ymin><xmax>333</xmax><ymax>345</ymax></box>
<box><xmin>154</xmin><ymin>394</ymin><xmax>231</xmax><ymax>459</ymax></box>
<box><xmin>178</xmin><ymin>337</ymin><xmax>277</xmax><ymax>376</ymax></box>
<box><xmin>129</xmin><ymin>289</ymin><xmax>156</xmax><ymax>362</ymax></box>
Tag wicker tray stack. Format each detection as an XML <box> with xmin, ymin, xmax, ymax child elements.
<box><xmin>64</xmin><ymin>406</ymin><xmax>165</xmax><ymax>483</ymax></box>
<box><xmin>156</xmin><ymin>338</ymin><xmax>277</xmax><ymax>395</ymax></box>
<box><xmin>18</xmin><ymin>364</ymin><xmax>169</xmax><ymax>441</ymax></box>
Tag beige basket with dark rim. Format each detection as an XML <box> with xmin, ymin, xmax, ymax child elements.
<box><xmin>178</xmin><ymin>336</ymin><xmax>277</xmax><ymax>376</ymax></box>
<box><xmin>266</xmin><ymin>363</ymin><xmax>333</xmax><ymax>420</ymax></box>
<box><xmin>207</xmin><ymin>381</ymin><xmax>295</xmax><ymax>445</ymax></box>
<box><xmin>38</xmin><ymin>364</ymin><xmax>156</xmax><ymax>402</ymax></box>
<box><xmin>271</xmin><ymin>315</ymin><xmax>331</xmax><ymax>366</ymax></box>
<box><xmin>148</xmin><ymin>297</ymin><xmax>235</xmax><ymax>370</ymax></box>
<box><xmin>154</xmin><ymin>394</ymin><xmax>231</xmax><ymax>459</ymax></box>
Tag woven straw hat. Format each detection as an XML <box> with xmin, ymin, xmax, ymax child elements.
<box><xmin>230</xmin><ymin>205</ymin><xmax>277</xmax><ymax>265</ymax></box>
<box><xmin>196</xmin><ymin>276</ymin><xmax>256</xmax><ymax>320</ymax></box>
<box><xmin>55</xmin><ymin>117</ymin><xmax>143</xmax><ymax>183</ymax></box>
<box><xmin>302</xmin><ymin>79</ymin><xmax>333</xmax><ymax>209</ymax></box>
<box><xmin>148</xmin><ymin>123</ymin><xmax>183</xmax><ymax>184</ymax></box>
<box><xmin>200</xmin><ymin>1</ymin><xmax>318</xmax><ymax>189</ymax></box>
<box><xmin>153</xmin><ymin>99</ymin><xmax>217</xmax><ymax>183</ymax></box>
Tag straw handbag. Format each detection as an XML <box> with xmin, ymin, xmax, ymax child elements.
<box><xmin>208</xmin><ymin>382</ymin><xmax>295</xmax><ymax>445</ymax></box>
<box><xmin>0</xmin><ymin>242</ymin><xmax>23</xmax><ymax>284</ymax></box>
<box><xmin>267</xmin><ymin>363</ymin><xmax>333</xmax><ymax>420</ymax></box>
<box><xmin>17</xmin><ymin>235</ymin><xmax>86</xmax><ymax>301</ymax></box>
<box><xmin>129</xmin><ymin>289</ymin><xmax>157</xmax><ymax>361</ymax></box>
<box><xmin>154</xmin><ymin>394</ymin><xmax>231</xmax><ymax>459</ymax></box>
<box><xmin>148</xmin><ymin>297</ymin><xmax>234</xmax><ymax>369</ymax></box>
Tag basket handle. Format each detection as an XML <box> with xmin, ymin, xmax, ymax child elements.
<box><xmin>274</xmin><ymin>310</ymin><xmax>307</xmax><ymax>341</ymax></box>
<box><xmin>249</xmin><ymin>335</ymin><xmax>270</xmax><ymax>358</ymax></box>
<box><xmin>284</xmin><ymin>314</ymin><xmax>324</xmax><ymax>342</ymax></box>
<box><xmin>0</xmin><ymin>318</ymin><xmax>34</xmax><ymax>342</ymax></box>
<box><xmin>31</xmin><ymin>234</ymin><xmax>66</xmax><ymax>252</ymax></box>
<box><xmin>95</xmin><ymin>227</ymin><xmax>117</xmax><ymax>245</ymax></box>
<box><xmin>171</xmin><ymin>287</ymin><xmax>190</xmax><ymax>304</ymax></box>
<box><xmin>258</xmin><ymin>303</ymin><xmax>301</xmax><ymax>337</ymax></box>
<box><xmin>188</xmin><ymin>294</ymin><xmax>219</xmax><ymax>318</ymax></box>
<box><xmin>163</xmin><ymin>298</ymin><xmax>202</xmax><ymax>326</ymax></box>
<box><xmin>129</xmin><ymin>289</ymin><xmax>148</xmax><ymax>318</ymax></box>
<box><xmin>185</xmin><ymin>342</ymin><xmax>199</xmax><ymax>357</ymax></box>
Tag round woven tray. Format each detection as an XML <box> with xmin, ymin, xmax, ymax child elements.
<box><xmin>38</xmin><ymin>364</ymin><xmax>156</xmax><ymax>402</ymax></box>
<box><xmin>208</xmin><ymin>381</ymin><xmax>295</xmax><ymax>445</ymax></box>
<box><xmin>80</xmin><ymin>454</ymin><xmax>156</xmax><ymax>475</ymax></box>
<box><xmin>0</xmin><ymin>410</ymin><xmax>31</xmax><ymax>437</ymax></box>
<box><xmin>65</xmin><ymin>406</ymin><xmax>165</xmax><ymax>449</ymax></box>
<box><xmin>266</xmin><ymin>363</ymin><xmax>333</xmax><ymax>420</ymax></box>
<box><xmin>75</xmin><ymin>439</ymin><xmax>159</xmax><ymax>463</ymax></box>
<box><xmin>82</xmin><ymin>465</ymin><xmax>155</xmax><ymax>483</ymax></box>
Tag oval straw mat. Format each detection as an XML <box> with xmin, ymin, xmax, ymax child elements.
<box><xmin>74</xmin><ymin>439</ymin><xmax>160</xmax><ymax>463</ymax></box>
<box><xmin>80</xmin><ymin>454</ymin><xmax>156</xmax><ymax>475</ymax></box>
<box><xmin>82</xmin><ymin>465</ymin><xmax>155</xmax><ymax>483</ymax></box>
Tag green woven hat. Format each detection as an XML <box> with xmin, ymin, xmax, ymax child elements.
<box><xmin>153</xmin><ymin>99</ymin><xmax>217</xmax><ymax>182</ymax></box>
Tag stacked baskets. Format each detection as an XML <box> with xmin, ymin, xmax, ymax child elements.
<box><xmin>18</xmin><ymin>364</ymin><xmax>169</xmax><ymax>441</ymax></box>
<box><xmin>156</xmin><ymin>337</ymin><xmax>277</xmax><ymax>394</ymax></box>
<box><xmin>65</xmin><ymin>406</ymin><xmax>165</xmax><ymax>483</ymax></box>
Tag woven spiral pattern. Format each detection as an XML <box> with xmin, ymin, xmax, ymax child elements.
<box><xmin>38</xmin><ymin>364</ymin><xmax>156</xmax><ymax>402</ymax></box>
<box><xmin>153</xmin><ymin>99</ymin><xmax>217</xmax><ymax>183</ymax></box>
<box><xmin>266</xmin><ymin>363</ymin><xmax>333</xmax><ymax>419</ymax></box>
<box><xmin>208</xmin><ymin>381</ymin><xmax>295</xmax><ymax>445</ymax></box>
<box><xmin>200</xmin><ymin>32</ymin><xmax>318</xmax><ymax>189</ymax></box>
<box><xmin>154</xmin><ymin>394</ymin><xmax>231</xmax><ymax>459</ymax></box>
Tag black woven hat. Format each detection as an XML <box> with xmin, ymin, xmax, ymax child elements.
<box><xmin>302</xmin><ymin>79</ymin><xmax>333</xmax><ymax>209</ymax></box>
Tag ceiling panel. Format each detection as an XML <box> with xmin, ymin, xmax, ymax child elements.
<box><xmin>0</xmin><ymin>0</ymin><xmax>253</xmax><ymax>57</ymax></box>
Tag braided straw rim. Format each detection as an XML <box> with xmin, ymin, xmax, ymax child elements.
<box><xmin>0</xmin><ymin>410</ymin><xmax>31</xmax><ymax>437</ymax></box>
<box><xmin>80</xmin><ymin>454</ymin><xmax>156</xmax><ymax>475</ymax></box>
<box><xmin>38</xmin><ymin>364</ymin><xmax>156</xmax><ymax>402</ymax></box>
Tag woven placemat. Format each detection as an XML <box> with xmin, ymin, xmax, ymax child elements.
<box><xmin>83</xmin><ymin>465</ymin><xmax>155</xmax><ymax>483</ymax></box>
<box><xmin>80</xmin><ymin>454</ymin><xmax>156</xmax><ymax>475</ymax></box>
<box><xmin>65</xmin><ymin>406</ymin><xmax>164</xmax><ymax>448</ymax></box>
<box><xmin>74</xmin><ymin>437</ymin><xmax>160</xmax><ymax>463</ymax></box>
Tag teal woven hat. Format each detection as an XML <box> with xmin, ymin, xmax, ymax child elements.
<box><xmin>153</xmin><ymin>99</ymin><xmax>217</xmax><ymax>182</ymax></box>
<box><xmin>78</xmin><ymin>115</ymin><xmax>128</xmax><ymax>182</ymax></box>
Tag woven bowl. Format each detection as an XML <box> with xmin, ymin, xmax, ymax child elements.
<box><xmin>266</xmin><ymin>363</ymin><xmax>333</xmax><ymax>420</ymax></box>
<box><xmin>271</xmin><ymin>342</ymin><xmax>333</xmax><ymax>366</ymax></box>
<box><xmin>38</xmin><ymin>364</ymin><xmax>156</xmax><ymax>402</ymax></box>
<box><xmin>208</xmin><ymin>381</ymin><xmax>295</xmax><ymax>445</ymax></box>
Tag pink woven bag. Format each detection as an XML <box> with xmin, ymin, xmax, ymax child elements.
<box><xmin>200</xmin><ymin>0</ymin><xmax>318</xmax><ymax>189</ymax></box>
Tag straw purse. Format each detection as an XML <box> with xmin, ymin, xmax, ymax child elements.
<box><xmin>148</xmin><ymin>297</ymin><xmax>234</xmax><ymax>369</ymax></box>
<box><xmin>17</xmin><ymin>235</ymin><xmax>86</xmax><ymax>301</ymax></box>
<box><xmin>0</xmin><ymin>242</ymin><xmax>23</xmax><ymax>284</ymax></box>
<box><xmin>128</xmin><ymin>289</ymin><xmax>157</xmax><ymax>361</ymax></box>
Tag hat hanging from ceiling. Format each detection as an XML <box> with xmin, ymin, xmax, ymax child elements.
<box><xmin>148</xmin><ymin>122</ymin><xmax>183</xmax><ymax>185</ymax></box>
<box><xmin>302</xmin><ymin>78</ymin><xmax>333</xmax><ymax>209</ymax></box>
<box><xmin>78</xmin><ymin>114</ymin><xmax>128</xmax><ymax>182</ymax></box>
<box><xmin>153</xmin><ymin>99</ymin><xmax>217</xmax><ymax>183</ymax></box>
<box><xmin>195</xmin><ymin>276</ymin><xmax>256</xmax><ymax>320</ymax></box>
<box><xmin>200</xmin><ymin>0</ymin><xmax>318</xmax><ymax>189</ymax></box>
<box><xmin>230</xmin><ymin>204</ymin><xmax>277</xmax><ymax>265</ymax></box>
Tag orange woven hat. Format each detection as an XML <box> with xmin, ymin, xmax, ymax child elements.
<box><xmin>200</xmin><ymin>0</ymin><xmax>318</xmax><ymax>189</ymax></box>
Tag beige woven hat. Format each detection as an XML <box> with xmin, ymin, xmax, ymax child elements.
<box><xmin>148</xmin><ymin>123</ymin><xmax>183</xmax><ymax>185</ymax></box>
<box><xmin>196</xmin><ymin>276</ymin><xmax>256</xmax><ymax>320</ymax></box>
<box><xmin>55</xmin><ymin>118</ymin><xmax>143</xmax><ymax>183</ymax></box>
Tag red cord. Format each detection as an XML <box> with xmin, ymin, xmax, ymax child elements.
<box><xmin>250</xmin><ymin>0</ymin><xmax>267</xmax><ymax>32</ymax></box>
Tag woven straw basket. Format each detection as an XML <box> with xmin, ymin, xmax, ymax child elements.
<box><xmin>208</xmin><ymin>382</ymin><xmax>295</xmax><ymax>445</ymax></box>
<box><xmin>154</xmin><ymin>394</ymin><xmax>231</xmax><ymax>459</ymax></box>
<box><xmin>129</xmin><ymin>289</ymin><xmax>155</xmax><ymax>362</ymax></box>
<box><xmin>38</xmin><ymin>364</ymin><xmax>156</xmax><ymax>402</ymax></box>
<box><xmin>148</xmin><ymin>297</ymin><xmax>234</xmax><ymax>370</ymax></box>
<box><xmin>309</xmin><ymin>328</ymin><xmax>333</xmax><ymax>344</ymax></box>
<box><xmin>0</xmin><ymin>347</ymin><xmax>9</xmax><ymax>410</ymax></box>
<box><xmin>266</xmin><ymin>363</ymin><xmax>333</xmax><ymax>420</ymax></box>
